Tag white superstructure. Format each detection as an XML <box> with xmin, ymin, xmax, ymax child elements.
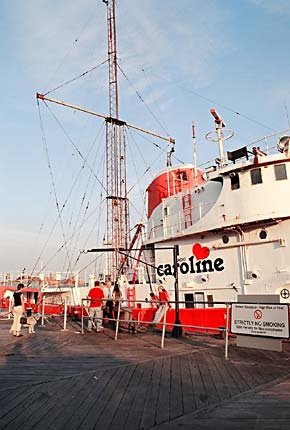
<box><xmin>143</xmin><ymin>122</ymin><xmax>290</xmax><ymax>307</ymax></box>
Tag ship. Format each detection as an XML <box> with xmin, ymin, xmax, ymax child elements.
<box><xmin>142</xmin><ymin>115</ymin><xmax>290</xmax><ymax>308</ymax></box>
<box><xmin>0</xmin><ymin>271</ymin><xmax>92</xmax><ymax>316</ymax></box>
<box><xmin>2</xmin><ymin>2</ymin><xmax>290</xmax><ymax>325</ymax></box>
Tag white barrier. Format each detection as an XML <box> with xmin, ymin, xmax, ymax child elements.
<box><xmin>80</xmin><ymin>298</ymin><xmax>235</xmax><ymax>357</ymax></box>
<box><xmin>62</xmin><ymin>297</ymin><xmax>67</xmax><ymax>331</ymax></box>
<box><xmin>41</xmin><ymin>295</ymin><xmax>45</xmax><ymax>326</ymax></box>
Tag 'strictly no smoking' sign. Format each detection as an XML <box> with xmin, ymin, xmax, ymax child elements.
<box><xmin>231</xmin><ymin>303</ymin><xmax>289</xmax><ymax>338</ymax></box>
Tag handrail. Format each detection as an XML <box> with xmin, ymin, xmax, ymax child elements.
<box><xmin>80</xmin><ymin>297</ymin><xmax>234</xmax><ymax>357</ymax></box>
<box><xmin>34</xmin><ymin>297</ymin><xmax>289</xmax><ymax>360</ymax></box>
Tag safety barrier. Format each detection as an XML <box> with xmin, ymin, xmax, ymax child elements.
<box><xmin>38</xmin><ymin>297</ymin><xmax>290</xmax><ymax>360</ymax></box>
<box><xmin>0</xmin><ymin>300</ymin><xmax>13</xmax><ymax>320</ymax></box>
<box><xmin>80</xmin><ymin>298</ymin><xmax>232</xmax><ymax>358</ymax></box>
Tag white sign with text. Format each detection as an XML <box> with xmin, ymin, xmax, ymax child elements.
<box><xmin>231</xmin><ymin>303</ymin><xmax>289</xmax><ymax>338</ymax></box>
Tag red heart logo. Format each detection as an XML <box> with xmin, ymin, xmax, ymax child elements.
<box><xmin>192</xmin><ymin>243</ymin><xmax>210</xmax><ymax>260</ymax></box>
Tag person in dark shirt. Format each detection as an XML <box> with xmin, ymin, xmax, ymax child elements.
<box><xmin>112</xmin><ymin>283</ymin><xmax>123</xmax><ymax>320</ymax></box>
<box><xmin>10</xmin><ymin>283</ymin><xmax>25</xmax><ymax>337</ymax></box>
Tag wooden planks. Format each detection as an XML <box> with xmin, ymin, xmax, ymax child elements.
<box><xmin>0</xmin><ymin>319</ymin><xmax>290</xmax><ymax>430</ymax></box>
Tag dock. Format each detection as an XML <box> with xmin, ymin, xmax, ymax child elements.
<box><xmin>0</xmin><ymin>317</ymin><xmax>290</xmax><ymax>429</ymax></box>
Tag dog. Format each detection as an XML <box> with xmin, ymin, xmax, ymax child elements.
<box><xmin>26</xmin><ymin>313</ymin><xmax>40</xmax><ymax>334</ymax></box>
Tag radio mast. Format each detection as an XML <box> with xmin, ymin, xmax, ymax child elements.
<box><xmin>36</xmin><ymin>1</ymin><xmax>175</xmax><ymax>281</ymax></box>
<box><xmin>104</xmin><ymin>0</ymin><xmax>129</xmax><ymax>281</ymax></box>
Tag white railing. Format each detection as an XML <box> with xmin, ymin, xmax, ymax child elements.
<box><xmin>80</xmin><ymin>298</ymin><xmax>232</xmax><ymax>358</ymax></box>
<box><xmin>147</xmin><ymin>201</ymin><xmax>215</xmax><ymax>240</ymax></box>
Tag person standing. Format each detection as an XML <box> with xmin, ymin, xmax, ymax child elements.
<box><xmin>152</xmin><ymin>285</ymin><xmax>170</xmax><ymax>324</ymax></box>
<box><xmin>161</xmin><ymin>287</ymin><xmax>171</xmax><ymax>308</ymax></box>
<box><xmin>103</xmin><ymin>280</ymin><xmax>114</xmax><ymax>324</ymax></box>
<box><xmin>149</xmin><ymin>292</ymin><xmax>159</xmax><ymax>309</ymax></box>
<box><xmin>10</xmin><ymin>283</ymin><xmax>25</xmax><ymax>337</ymax></box>
<box><xmin>112</xmin><ymin>283</ymin><xmax>122</xmax><ymax>320</ymax></box>
<box><xmin>87</xmin><ymin>281</ymin><xmax>105</xmax><ymax>332</ymax></box>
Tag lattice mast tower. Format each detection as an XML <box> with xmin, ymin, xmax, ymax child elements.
<box><xmin>104</xmin><ymin>0</ymin><xmax>129</xmax><ymax>281</ymax></box>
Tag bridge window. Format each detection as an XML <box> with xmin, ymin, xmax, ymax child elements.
<box><xmin>251</xmin><ymin>168</ymin><xmax>262</xmax><ymax>185</ymax></box>
<box><xmin>230</xmin><ymin>172</ymin><xmax>240</xmax><ymax>190</ymax></box>
<box><xmin>274</xmin><ymin>164</ymin><xmax>287</xmax><ymax>181</ymax></box>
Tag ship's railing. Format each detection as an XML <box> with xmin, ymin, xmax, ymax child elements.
<box><xmin>196</xmin><ymin>129</ymin><xmax>286</xmax><ymax>171</ymax></box>
<box><xmin>0</xmin><ymin>271</ymin><xmax>90</xmax><ymax>287</ymax></box>
<box><xmin>147</xmin><ymin>200</ymin><xmax>214</xmax><ymax>240</ymax></box>
<box><xmin>0</xmin><ymin>299</ymin><xmax>13</xmax><ymax>320</ymax></box>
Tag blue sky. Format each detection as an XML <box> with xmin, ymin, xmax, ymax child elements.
<box><xmin>1</xmin><ymin>0</ymin><xmax>290</xmax><ymax>277</ymax></box>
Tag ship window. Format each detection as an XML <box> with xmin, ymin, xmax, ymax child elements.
<box><xmin>259</xmin><ymin>229</ymin><xmax>267</xmax><ymax>239</ymax></box>
<box><xmin>178</xmin><ymin>171</ymin><xmax>188</xmax><ymax>181</ymax></box>
<box><xmin>164</xmin><ymin>207</ymin><xmax>169</xmax><ymax>217</ymax></box>
<box><xmin>251</xmin><ymin>168</ymin><xmax>262</xmax><ymax>185</ymax></box>
<box><xmin>207</xmin><ymin>294</ymin><xmax>214</xmax><ymax>307</ymax></box>
<box><xmin>184</xmin><ymin>293</ymin><xmax>194</xmax><ymax>308</ymax></box>
<box><xmin>222</xmin><ymin>235</ymin><xmax>229</xmax><ymax>244</ymax></box>
<box><xmin>194</xmin><ymin>292</ymin><xmax>205</xmax><ymax>308</ymax></box>
<box><xmin>230</xmin><ymin>172</ymin><xmax>240</xmax><ymax>190</ymax></box>
<box><xmin>274</xmin><ymin>164</ymin><xmax>287</xmax><ymax>181</ymax></box>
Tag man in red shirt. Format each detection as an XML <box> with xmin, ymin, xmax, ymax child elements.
<box><xmin>87</xmin><ymin>281</ymin><xmax>105</xmax><ymax>332</ymax></box>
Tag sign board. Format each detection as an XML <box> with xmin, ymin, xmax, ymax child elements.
<box><xmin>231</xmin><ymin>303</ymin><xmax>289</xmax><ymax>339</ymax></box>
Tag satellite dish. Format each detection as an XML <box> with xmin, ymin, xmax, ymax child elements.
<box><xmin>277</xmin><ymin>135</ymin><xmax>290</xmax><ymax>153</ymax></box>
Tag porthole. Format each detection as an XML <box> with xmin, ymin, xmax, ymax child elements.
<box><xmin>259</xmin><ymin>229</ymin><xmax>267</xmax><ymax>240</ymax></box>
<box><xmin>222</xmin><ymin>235</ymin><xmax>230</xmax><ymax>244</ymax></box>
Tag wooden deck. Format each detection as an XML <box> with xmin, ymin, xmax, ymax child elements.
<box><xmin>0</xmin><ymin>317</ymin><xmax>290</xmax><ymax>429</ymax></box>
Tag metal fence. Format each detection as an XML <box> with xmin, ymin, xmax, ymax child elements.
<box><xmin>79</xmin><ymin>298</ymin><xmax>232</xmax><ymax>358</ymax></box>
<box><xmin>3</xmin><ymin>297</ymin><xmax>288</xmax><ymax>360</ymax></box>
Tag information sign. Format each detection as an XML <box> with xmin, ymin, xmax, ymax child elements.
<box><xmin>231</xmin><ymin>303</ymin><xmax>289</xmax><ymax>338</ymax></box>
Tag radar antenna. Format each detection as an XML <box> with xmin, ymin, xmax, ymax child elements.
<box><xmin>205</xmin><ymin>109</ymin><xmax>234</xmax><ymax>167</ymax></box>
